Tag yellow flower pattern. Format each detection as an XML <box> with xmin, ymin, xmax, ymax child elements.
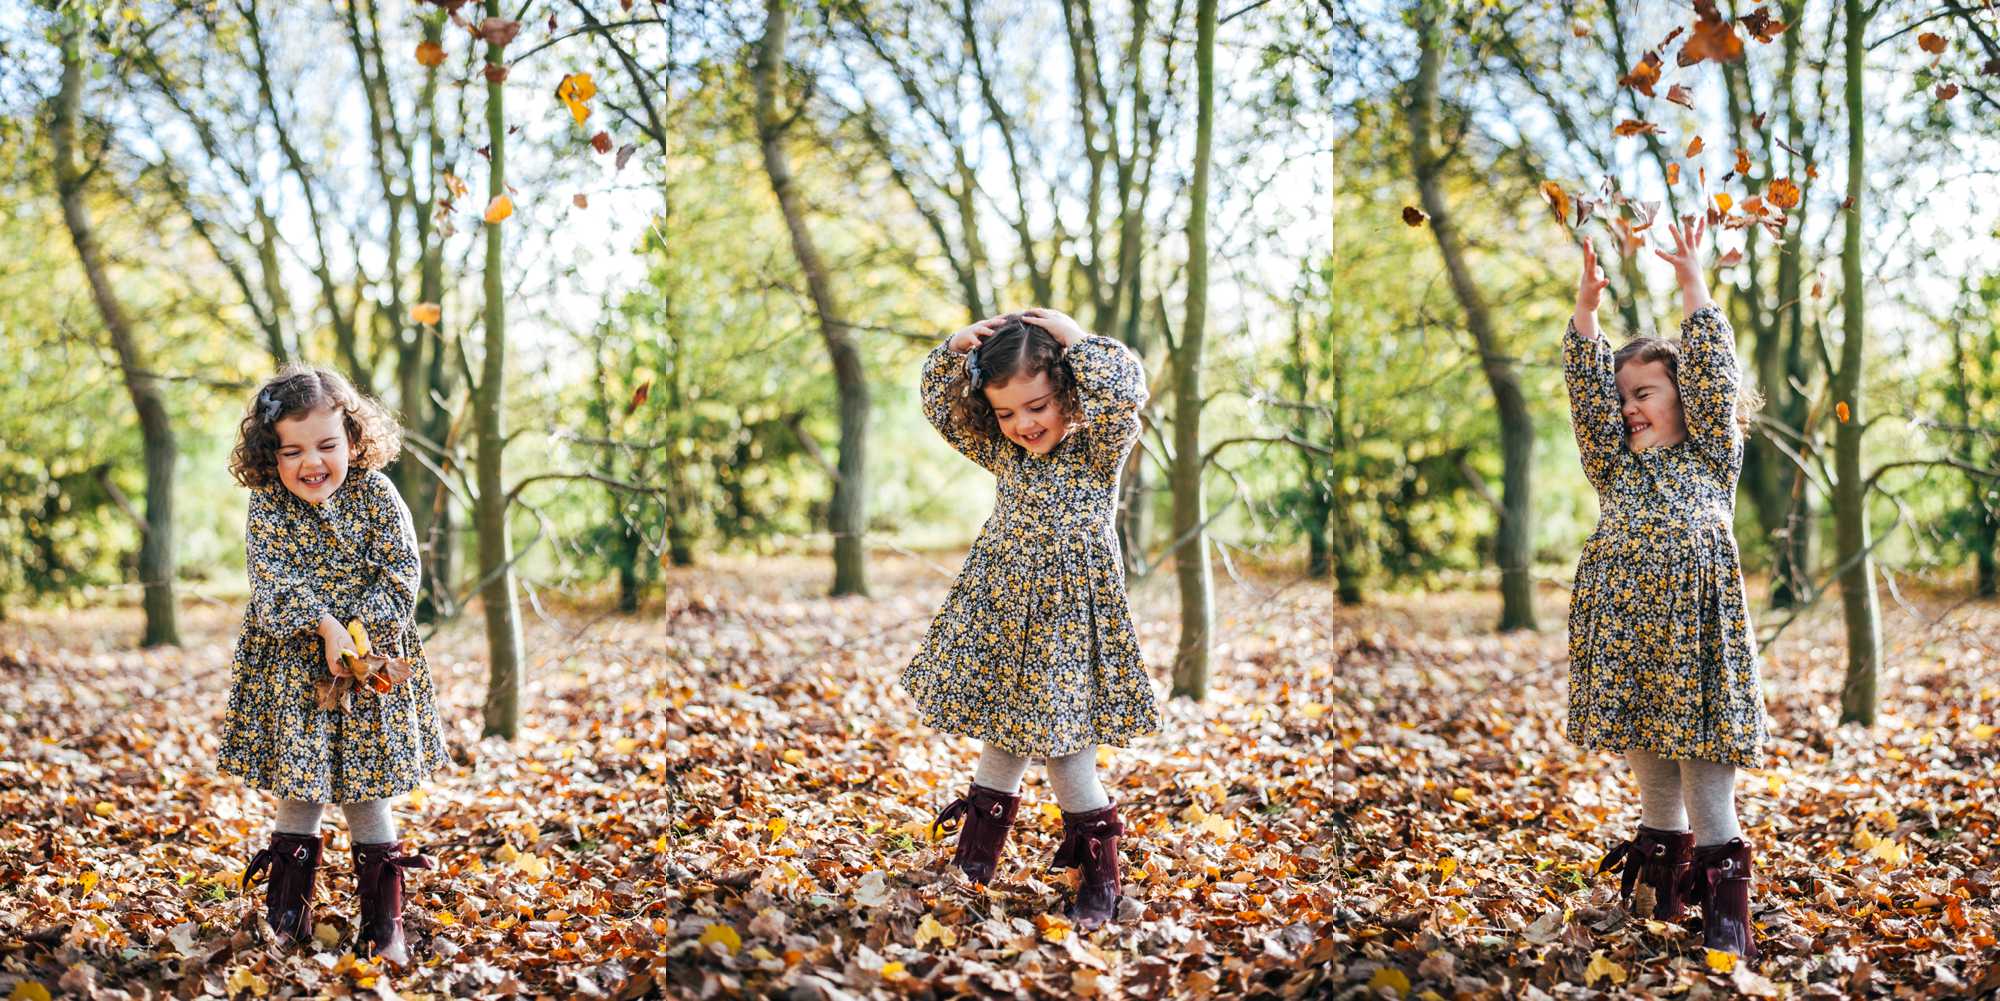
<box><xmin>1563</xmin><ymin>305</ymin><xmax>1768</xmax><ymax>767</ymax></box>
<box><xmin>219</xmin><ymin>469</ymin><xmax>448</xmax><ymax>802</ymax></box>
<box><xmin>901</xmin><ymin>335</ymin><xmax>1160</xmax><ymax>758</ymax></box>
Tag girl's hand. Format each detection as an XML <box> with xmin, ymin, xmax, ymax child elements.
<box><xmin>319</xmin><ymin>613</ymin><xmax>356</xmax><ymax>678</ymax></box>
<box><xmin>1017</xmin><ymin>307</ymin><xmax>1086</xmax><ymax>349</ymax></box>
<box><xmin>946</xmin><ymin>316</ymin><xmax>1008</xmax><ymax>354</ymax></box>
<box><xmin>1652</xmin><ymin>213</ymin><xmax>1715</xmax><ymax>314</ymax></box>
<box><xmin>1574</xmin><ymin>239</ymin><xmax>1612</xmax><ymax>338</ymax></box>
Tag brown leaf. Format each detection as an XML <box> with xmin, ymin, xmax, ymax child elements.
<box><xmin>1741</xmin><ymin>7</ymin><xmax>1786</xmax><ymax>44</ymax></box>
<box><xmin>1767</xmin><ymin>177</ymin><xmax>1801</xmax><ymax>209</ymax></box>
<box><xmin>1734</xmin><ymin>148</ymin><xmax>1752</xmax><ymax>176</ymax></box>
<box><xmin>616</xmin><ymin>144</ymin><xmax>638</xmax><ymax>171</ymax></box>
<box><xmin>628</xmin><ymin>381</ymin><xmax>653</xmax><ymax>415</ymax></box>
<box><xmin>476</xmin><ymin>17</ymin><xmax>521</xmax><ymax>48</ymax></box>
<box><xmin>1401</xmin><ymin>206</ymin><xmax>1427</xmax><ymax>227</ymax></box>
<box><xmin>483</xmin><ymin>63</ymin><xmax>509</xmax><ymax>84</ymax></box>
<box><xmin>1613</xmin><ymin>119</ymin><xmax>1663</xmax><ymax>137</ymax></box>
<box><xmin>1619</xmin><ymin>52</ymin><xmax>1663</xmax><ymax>96</ymax></box>
<box><xmin>1666</xmin><ymin>163</ymin><xmax>1682</xmax><ymax>185</ymax></box>
<box><xmin>1937</xmin><ymin>82</ymin><xmax>1960</xmax><ymax>101</ymax></box>
<box><xmin>1679</xmin><ymin>0</ymin><xmax>1744</xmax><ymax>66</ymax></box>
<box><xmin>1539</xmin><ymin>181</ymin><xmax>1572</xmax><ymax>228</ymax></box>
<box><xmin>1918</xmin><ymin>32</ymin><xmax>1947</xmax><ymax>55</ymax></box>
<box><xmin>1716</xmin><ymin>248</ymin><xmax>1744</xmax><ymax>267</ymax></box>
<box><xmin>1666</xmin><ymin>84</ymin><xmax>1695</xmax><ymax>109</ymax></box>
<box><xmin>415</xmin><ymin>41</ymin><xmax>446</xmax><ymax>68</ymax></box>
<box><xmin>590</xmin><ymin>131</ymin><xmax>613</xmax><ymax>154</ymax></box>
<box><xmin>1686</xmin><ymin>135</ymin><xmax>1705</xmax><ymax>157</ymax></box>
<box><xmin>573</xmin><ymin>193</ymin><xmax>589</xmax><ymax>209</ymax></box>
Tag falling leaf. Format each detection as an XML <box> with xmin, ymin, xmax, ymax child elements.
<box><xmin>484</xmin><ymin>195</ymin><xmax>514</xmax><ymax>223</ymax></box>
<box><xmin>1613</xmin><ymin>119</ymin><xmax>1663</xmax><ymax>137</ymax></box>
<box><xmin>1741</xmin><ymin>7</ymin><xmax>1786</xmax><ymax>43</ymax></box>
<box><xmin>1679</xmin><ymin>0</ymin><xmax>1744</xmax><ymax>66</ymax></box>
<box><xmin>616</xmin><ymin>144</ymin><xmax>637</xmax><ymax>171</ymax></box>
<box><xmin>590</xmin><ymin>131</ymin><xmax>613</xmax><ymax>154</ymax></box>
<box><xmin>1734</xmin><ymin>148</ymin><xmax>1752</xmax><ymax>176</ymax></box>
<box><xmin>1666</xmin><ymin>84</ymin><xmax>1695</xmax><ymax>109</ymax></box>
<box><xmin>415</xmin><ymin>41</ymin><xmax>445</xmax><ymax>67</ymax></box>
<box><xmin>572</xmin><ymin>193</ymin><xmax>589</xmax><ymax>209</ymax></box>
<box><xmin>556</xmin><ymin>73</ymin><xmax>596</xmax><ymax>124</ymax></box>
<box><xmin>1401</xmin><ymin>206</ymin><xmax>1428</xmax><ymax>227</ymax></box>
<box><xmin>1767</xmin><ymin>177</ymin><xmax>1801</xmax><ymax>209</ymax></box>
<box><xmin>475</xmin><ymin>17</ymin><xmax>521</xmax><ymax>48</ymax></box>
<box><xmin>1835</xmin><ymin>401</ymin><xmax>1850</xmax><ymax>423</ymax></box>
<box><xmin>410</xmin><ymin>302</ymin><xmax>442</xmax><ymax>325</ymax></box>
<box><xmin>1666</xmin><ymin>163</ymin><xmax>1682</xmax><ymax>185</ymax></box>
<box><xmin>1686</xmin><ymin>135</ymin><xmax>1705</xmax><ymax>157</ymax></box>
<box><xmin>698</xmin><ymin>923</ymin><xmax>742</xmax><ymax>955</ymax></box>
<box><xmin>1717</xmin><ymin>248</ymin><xmax>1744</xmax><ymax>267</ymax></box>
<box><xmin>1936</xmin><ymin>82</ymin><xmax>1960</xmax><ymax>101</ymax></box>
<box><xmin>1918</xmin><ymin>32</ymin><xmax>1947</xmax><ymax>55</ymax></box>
<box><xmin>628</xmin><ymin>381</ymin><xmax>652</xmax><ymax>415</ymax></box>
<box><xmin>1539</xmin><ymin>181</ymin><xmax>1572</xmax><ymax>228</ymax></box>
<box><xmin>1618</xmin><ymin>52</ymin><xmax>1663</xmax><ymax>96</ymax></box>
<box><xmin>1714</xmin><ymin>193</ymin><xmax>1733</xmax><ymax>214</ymax></box>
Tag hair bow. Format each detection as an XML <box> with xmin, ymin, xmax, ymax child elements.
<box><xmin>258</xmin><ymin>391</ymin><xmax>284</xmax><ymax>423</ymax></box>
<box><xmin>961</xmin><ymin>347</ymin><xmax>986</xmax><ymax>398</ymax></box>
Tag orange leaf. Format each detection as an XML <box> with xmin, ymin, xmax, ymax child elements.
<box><xmin>484</xmin><ymin>195</ymin><xmax>514</xmax><ymax>223</ymax></box>
<box><xmin>628</xmin><ymin>380</ymin><xmax>653</xmax><ymax>415</ymax></box>
<box><xmin>1836</xmin><ymin>401</ymin><xmax>1850</xmax><ymax>423</ymax></box>
<box><xmin>1666</xmin><ymin>163</ymin><xmax>1682</xmax><ymax>185</ymax></box>
<box><xmin>1713</xmin><ymin>193</ymin><xmax>1733</xmax><ymax>214</ymax></box>
<box><xmin>1665</xmin><ymin>84</ymin><xmax>1695</xmax><ymax>109</ymax></box>
<box><xmin>415</xmin><ymin>41</ymin><xmax>445</xmax><ymax>68</ymax></box>
<box><xmin>1679</xmin><ymin>1</ymin><xmax>1744</xmax><ymax>66</ymax></box>
<box><xmin>410</xmin><ymin>302</ymin><xmax>442</xmax><ymax>326</ymax></box>
<box><xmin>1539</xmin><ymin>181</ymin><xmax>1572</xmax><ymax>228</ymax></box>
<box><xmin>1618</xmin><ymin>52</ymin><xmax>1663</xmax><ymax>96</ymax></box>
<box><xmin>1742</xmin><ymin>7</ymin><xmax>1786</xmax><ymax>43</ymax></box>
<box><xmin>1767</xmin><ymin>178</ymin><xmax>1801</xmax><ymax>209</ymax></box>
<box><xmin>1733</xmin><ymin>148</ymin><xmax>1752</xmax><ymax>176</ymax></box>
<box><xmin>1686</xmin><ymin>135</ymin><xmax>1705</xmax><ymax>158</ymax></box>
<box><xmin>1918</xmin><ymin>32</ymin><xmax>1947</xmax><ymax>55</ymax></box>
<box><xmin>1613</xmin><ymin>119</ymin><xmax>1662</xmax><ymax>137</ymax></box>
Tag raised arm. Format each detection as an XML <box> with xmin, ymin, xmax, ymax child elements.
<box><xmin>1065</xmin><ymin>334</ymin><xmax>1148</xmax><ymax>478</ymax></box>
<box><xmin>244</xmin><ymin>488</ymin><xmax>330</xmax><ymax>635</ymax></box>
<box><xmin>1565</xmin><ymin>238</ymin><xmax>1624</xmax><ymax>492</ymax></box>
<box><xmin>1564</xmin><ymin>317</ymin><xmax>1626</xmax><ymax>492</ymax></box>
<box><xmin>1676</xmin><ymin>304</ymin><xmax>1743</xmax><ymax>469</ymax></box>
<box><xmin>921</xmin><ymin>337</ymin><xmax>1009</xmax><ymax>474</ymax></box>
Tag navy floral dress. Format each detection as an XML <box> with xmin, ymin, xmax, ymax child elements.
<box><xmin>219</xmin><ymin>468</ymin><xmax>448</xmax><ymax>803</ymax></box>
<box><xmin>1563</xmin><ymin>305</ymin><xmax>1768</xmax><ymax>768</ymax></box>
<box><xmin>901</xmin><ymin>335</ymin><xmax>1161</xmax><ymax>759</ymax></box>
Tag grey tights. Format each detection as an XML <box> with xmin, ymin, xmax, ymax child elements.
<box><xmin>972</xmin><ymin>742</ymin><xmax>1112</xmax><ymax>813</ymax></box>
<box><xmin>1624</xmin><ymin>749</ymin><xmax>1743</xmax><ymax>845</ymax></box>
<box><xmin>273</xmin><ymin>798</ymin><xmax>398</xmax><ymax>844</ymax></box>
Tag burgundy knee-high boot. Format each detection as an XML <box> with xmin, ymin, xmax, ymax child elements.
<box><xmin>243</xmin><ymin>831</ymin><xmax>323</xmax><ymax>943</ymax></box>
<box><xmin>1051</xmin><ymin>803</ymin><xmax>1125</xmax><ymax>929</ymax></box>
<box><xmin>352</xmin><ymin>841</ymin><xmax>434</xmax><ymax>964</ymax></box>
<box><xmin>931</xmin><ymin>783</ymin><xmax>1022</xmax><ymax>884</ymax></box>
<box><xmin>1599</xmin><ymin>825</ymin><xmax>1696</xmax><ymax>920</ymax></box>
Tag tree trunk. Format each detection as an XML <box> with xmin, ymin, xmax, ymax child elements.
<box><xmin>1834</xmin><ymin>0</ymin><xmax>1880</xmax><ymax>725</ymax></box>
<box><xmin>477</xmin><ymin>0</ymin><xmax>526</xmax><ymax>739</ymax></box>
<box><xmin>403</xmin><ymin>12</ymin><xmax>453</xmax><ymax>622</ymax></box>
<box><xmin>52</xmin><ymin>17</ymin><xmax>180</xmax><ymax>648</ymax></box>
<box><xmin>1168</xmin><ymin>0</ymin><xmax>1217</xmax><ymax>701</ymax></box>
<box><xmin>1408</xmin><ymin>8</ymin><xmax>1537</xmax><ymax>632</ymax></box>
<box><xmin>756</xmin><ymin>0</ymin><xmax>870</xmax><ymax>597</ymax></box>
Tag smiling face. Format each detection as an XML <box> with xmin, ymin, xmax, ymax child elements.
<box><xmin>1616</xmin><ymin>358</ymin><xmax>1688</xmax><ymax>452</ymax></box>
<box><xmin>984</xmin><ymin>370</ymin><xmax>1071</xmax><ymax>454</ymax></box>
<box><xmin>274</xmin><ymin>406</ymin><xmax>353</xmax><ymax>504</ymax></box>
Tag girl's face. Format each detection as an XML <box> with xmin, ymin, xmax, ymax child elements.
<box><xmin>984</xmin><ymin>371</ymin><xmax>1070</xmax><ymax>455</ymax></box>
<box><xmin>1616</xmin><ymin>359</ymin><xmax>1688</xmax><ymax>452</ymax></box>
<box><xmin>274</xmin><ymin>405</ymin><xmax>352</xmax><ymax>504</ymax></box>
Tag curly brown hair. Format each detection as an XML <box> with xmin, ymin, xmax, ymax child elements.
<box><xmin>229</xmin><ymin>365</ymin><xmax>402</xmax><ymax>488</ymax></box>
<box><xmin>1613</xmin><ymin>337</ymin><xmax>1764</xmax><ymax>432</ymax></box>
<box><xmin>944</xmin><ymin>318</ymin><xmax>1081</xmax><ymax>440</ymax></box>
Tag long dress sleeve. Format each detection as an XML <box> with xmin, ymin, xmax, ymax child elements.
<box><xmin>921</xmin><ymin>340</ymin><xmax>1010</xmax><ymax>474</ymax></box>
<box><xmin>245</xmin><ymin>488</ymin><xmax>329</xmax><ymax>636</ymax></box>
<box><xmin>345</xmin><ymin>471</ymin><xmax>421</xmax><ymax>646</ymax></box>
<box><xmin>1675</xmin><ymin>304</ymin><xmax>1744</xmax><ymax>476</ymax></box>
<box><xmin>1563</xmin><ymin>317</ymin><xmax>1626</xmax><ymax>494</ymax></box>
<box><xmin>1065</xmin><ymin>335</ymin><xmax>1148</xmax><ymax>480</ymax></box>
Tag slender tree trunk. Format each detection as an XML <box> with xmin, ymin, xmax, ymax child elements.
<box><xmin>403</xmin><ymin>12</ymin><xmax>452</xmax><ymax>622</ymax></box>
<box><xmin>477</xmin><ymin>0</ymin><xmax>525</xmax><ymax>739</ymax></box>
<box><xmin>1408</xmin><ymin>8</ymin><xmax>1537</xmax><ymax>631</ymax></box>
<box><xmin>756</xmin><ymin>0</ymin><xmax>870</xmax><ymax>597</ymax></box>
<box><xmin>1168</xmin><ymin>0</ymin><xmax>1217</xmax><ymax>701</ymax></box>
<box><xmin>1835</xmin><ymin>0</ymin><xmax>1880</xmax><ymax>725</ymax></box>
<box><xmin>52</xmin><ymin>17</ymin><xmax>180</xmax><ymax>647</ymax></box>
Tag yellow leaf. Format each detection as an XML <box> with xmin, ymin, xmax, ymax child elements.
<box><xmin>9</xmin><ymin>983</ymin><xmax>51</xmax><ymax>1001</ymax></box>
<box><xmin>915</xmin><ymin>913</ymin><xmax>957</xmax><ymax>948</ymax></box>
<box><xmin>1868</xmin><ymin>835</ymin><xmax>1907</xmax><ymax>866</ymax></box>
<box><xmin>1042</xmin><ymin>803</ymin><xmax>1065</xmax><ymax>824</ymax></box>
<box><xmin>1765</xmin><ymin>772</ymin><xmax>1783</xmax><ymax>795</ymax></box>
<box><xmin>1437</xmin><ymin>857</ymin><xmax>1457</xmax><ymax>884</ymax></box>
<box><xmin>1367</xmin><ymin>967</ymin><xmax>1410</xmax><ymax>998</ymax></box>
<box><xmin>407</xmin><ymin>788</ymin><xmax>427</xmax><ymax>809</ymax></box>
<box><xmin>92</xmin><ymin>802</ymin><xmax>114</xmax><ymax>817</ymax></box>
<box><xmin>781</xmin><ymin>748</ymin><xmax>805</xmax><ymax>765</ymax></box>
<box><xmin>78</xmin><ymin>871</ymin><xmax>99</xmax><ymax>894</ymax></box>
<box><xmin>483</xmin><ymin>195</ymin><xmax>514</xmax><ymax>223</ymax></box>
<box><xmin>612</xmin><ymin>737</ymin><xmax>640</xmax><ymax>755</ymax></box>
<box><xmin>1584</xmin><ymin>952</ymin><xmax>1627</xmax><ymax>985</ymax></box>
<box><xmin>1298</xmin><ymin>702</ymin><xmax>1327</xmax><ymax>718</ymax></box>
<box><xmin>1973</xmin><ymin>724</ymin><xmax>1997</xmax><ymax>740</ymax></box>
<box><xmin>346</xmin><ymin>620</ymin><xmax>370</xmax><ymax>657</ymax></box>
<box><xmin>434</xmin><ymin>909</ymin><xmax>457</xmax><ymax>925</ymax></box>
<box><xmin>226</xmin><ymin>967</ymin><xmax>269</xmax><ymax>997</ymax></box>
<box><xmin>409</xmin><ymin>302</ymin><xmax>442</xmax><ymax>325</ymax></box>
<box><xmin>1705</xmin><ymin>948</ymin><xmax>1737</xmax><ymax>973</ymax></box>
<box><xmin>1199</xmin><ymin>814</ymin><xmax>1238</xmax><ymax>841</ymax></box>
<box><xmin>768</xmin><ymin>817</ymin><xmax>788</xmax><ymax>839</ymax></box>
<box><xmin>879</xmin><ymin>962</ymin><xmax>906</xmax><ymax>979</ymax></box>
<box><xmin>699</xmin><ymin>922</ymin><xmax>742</xmax><ymax>954</ymax></box>
<box><xmin>1714</xmin><ymin>193</ymin><xmax>1733</xmax><ymax>214</ymax></box>
<box><xmin>1041</xmin><ymin>917</ymin><xmax>1072</xmax><ymax>943</ymax></box>
<box><xmin>313</xmin><ymin>921</ymin><xmax>340</xmax><ymax>950</ymax></box>
<box><xmin>1451</xmin><ymin>787</ymin><xmax>1474</xmax><ymax>804</ymax></box>
<box><xmin>556</xmin><ymin>72</ymin><xmax>597</xmax><ymax>124</ymax></box>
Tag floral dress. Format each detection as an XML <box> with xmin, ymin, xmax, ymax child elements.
<box><xmin>219</xmin><ymin>468</ymin><xmax>448</xmax><ymax>803</ymax></box>
<box><xmin>1563</xmin><ymin>305</ymin><xmax>1768</xmax><ymax>768</ymax></box>
<box><xmin>901</xmin><ymin>334</ymin><xmax>1161</xmax><ymax>759</ymax></box>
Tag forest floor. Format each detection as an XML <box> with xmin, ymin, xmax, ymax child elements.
<box><xmin>1</xmin><ymin>555</ymin><xmax>1996</xmax><ymax>999</ymax></box>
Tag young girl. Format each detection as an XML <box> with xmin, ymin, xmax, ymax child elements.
<box><xmin>221</xmin><ymin>366</ymin><xmax>447</xmax><ymax>964</ymax></box>
<box><xmin>901</xmin><ymin>308</ymin><xmax>1158</xmax><ymax>929</ymax></box>
<box><xmin>1565</xmin><ymin>219</ymin><xmax>1768</xmax><ymax>958</ymax></box>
